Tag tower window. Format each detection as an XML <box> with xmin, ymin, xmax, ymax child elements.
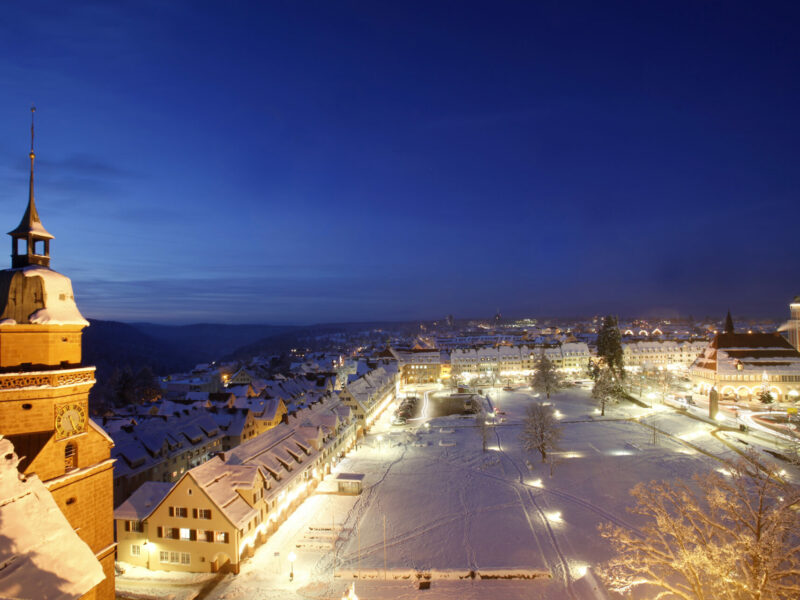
<box><xmin>65</xmin><ymin>442</ymin><xmax>77</xmax><ymax>472</ymax></box>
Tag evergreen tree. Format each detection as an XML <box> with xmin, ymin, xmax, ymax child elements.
<box><xmin>109</xmin><ymin>366</ymin><xmax>136</xmax><ymax>407</ymax></box>
<box><xmin>133</xmin><ymin>366</ymin><xmax>161</xmax><ymax>403</ymax></box>
<box><xmin>597</xmin><ymin>315</ymin><xmax>625</xmax><ymax>379</ymax></box>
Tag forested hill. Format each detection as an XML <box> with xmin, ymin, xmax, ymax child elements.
<box><xmin>83</xmin><ymin>320</ymin><xmax>295</xmax><ymax>378</ymax></box>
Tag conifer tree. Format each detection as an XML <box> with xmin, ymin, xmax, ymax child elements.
<box><xmin>597</xmin><ymin>315</ymin><xmax>625</xmax><ymax>379</ymax></box>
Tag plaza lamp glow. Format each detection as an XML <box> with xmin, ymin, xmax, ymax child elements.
<box><xmin>288</xmin><ymin>551</ymin><xmax>297</xmax><ymax>581</ymax></box>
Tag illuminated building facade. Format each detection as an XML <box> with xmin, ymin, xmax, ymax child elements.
<box><xmin>115</xmin><ymin>393</ymin><xmax>357</xmax><ymax>573</ymax></box>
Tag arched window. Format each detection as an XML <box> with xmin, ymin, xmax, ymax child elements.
<box><xmin>65</xmin><ymin>442</ymin><xmax>77</xmax><ymax>472</ymax></box>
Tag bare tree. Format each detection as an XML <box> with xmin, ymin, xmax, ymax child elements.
<box><xmin>475</xmin><ymin>411</ymin><xmax>490</xmax><ymax>452</ymax></box>
<box><xmin>599</xmin><ymin>455</ymin><xmax>800</xmax><ymax>600</ymax></box>
<box><xmin>520</xmin><ymin>403</ymin><xmax>561</xmax><ymax>462</ymax></box>
<box><xmin>531</xmin><ymin>354</ymin><xmax>563</xmax><ymax>400</ymax></box>
<box><xmin>592</xmin><ymin>368</ymin><xmax>624</xmax><ymax>416</ymax></box>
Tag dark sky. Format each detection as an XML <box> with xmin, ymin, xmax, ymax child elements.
<box><xmin>0</xmin><ymin>1</ymin><xmax>798</xmax><ymax>324</ymax></box>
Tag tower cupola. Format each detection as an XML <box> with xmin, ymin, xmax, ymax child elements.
<box><xmin>8</xmin><ymin>106</ymin><xmax>53</xmax><ymax>269</ymax></box>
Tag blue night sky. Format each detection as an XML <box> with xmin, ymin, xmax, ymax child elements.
<box><xmin>0</xmin><ymin>1</ymin><xmax>798</xmax><ymax>324</ymax></box>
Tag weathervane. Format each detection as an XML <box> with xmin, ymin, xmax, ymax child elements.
<box><xmin>30</xmin><ymin>105</ymin><xmax>36</xmax><ymax>156</ymax></box>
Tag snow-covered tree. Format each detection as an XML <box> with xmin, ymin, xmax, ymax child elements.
<box><xmin>759</xmin><ymin>389</ymin><xmax>774</xmax><ymax>404</ymax></box>
<box><xmin>592</xmin><ymin>368</ymin><xmax>624</xmax><ymax>416</ymax></box>
<box><xmin>531</xmin><ymin>354</ymin><xmax>563</xmax><ymax>400</ymax></box>
<box><xmin>599</xmin><ymin>455</ymin><xmax>800</xmax><ymax>600</ymax></box>
<box><xmin>519</xmin><ymin>403</ymin><xmax>561</xmax><ymax>462</ymax></box>
<box><xmin>597</xmin><ymin>315</ymin><xmax>625</xmax><ymax>379</ymax></box>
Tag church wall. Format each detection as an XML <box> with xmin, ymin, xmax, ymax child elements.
<box><xmin>50</xmin><ymin>463</ymin><xmax>115</xmax><ymax>555</ymax></box>
<box><xmin>0</xmin><ymin>325</ymin><xmax>83</xmax><ymax>368</ymax></box>
<box><xmin>0</xmin><ymin>377</ymin><xmax>93</xmax><ymax>435</ymax></box>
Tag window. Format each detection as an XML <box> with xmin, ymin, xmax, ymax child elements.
<box><xmin>215</xmin><ymin>531</ymin><xmax>229</xmax><ymax>543</ymax></box>
<box><xmin>131</xmin><ymin>544</ymin><xmax>141</xmax><ymax>557</ymax></box>
<box><xmin>170</xmin><ymin>551</ymin><xmax>180</xmax><ymax>564</ymax></box>
<box><xmin>204</xmin><ymin>530</ymin><xmax>214</xmax><ymax>542</ymax></box>
<box><xmin>169</xmin><ymin>507</ymin><xmax>188</xmax><ymax>518</ymax></box>
<box><xmin>181</xmin><ymin>552</ymin><xmax>190</xmax><ymax>565</ymax></box>
<box><xmin>125</xmin><ymin>520</ymin><xmax>143</xmax><ymax>533</ymax></box>
<box><xmin>199</xmin><ymin>509</ymin><xmax>212</xmax><ymax>519</ymax></box>
<box><xmin>65</xmin><ymin>443</ymin><xmax>77</xmax><ymax>472</ymax></box>
<box><xmin>159</xmin><ymin>551</ymin><xmax>170</xmax><ymax>563</ymax></box>
<box><xmin>180</xmin><ymin>528</ymin><xmax>191</xmax><ymax>540</ymax></box>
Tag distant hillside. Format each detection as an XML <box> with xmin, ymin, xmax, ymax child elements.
<box><xmin>224</xmin><ymin>320</ymin><xmax>409</xmax><ymax>360</ymax></box>
<box><xmin>130</xmin><ymin>323</ymin><xmax>296</xmax><ymax>359</ymax></box>
<box><xmin>83</xmin><ymin>320</ymin><xmax>197</xmax><ymax>378</ymax></box>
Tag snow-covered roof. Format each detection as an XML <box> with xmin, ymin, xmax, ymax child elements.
<box><xmin>188</xmin><ymin>457</ymin><xmax>261</xmax><ymax>528</ymax></box>
<box><xmin>114</xmin><ymin>481</ymin><xmax>173</xmax><ymax>521</ymax></box>
<box><xmin>0</xmin><ymin>436</ymin><xmax>105</xmax><ymax>599</ymax></box>
<box><xmin>692</xmin><ymin>332</ymin><xmax>800</xmax><ymax>374</ymax></box>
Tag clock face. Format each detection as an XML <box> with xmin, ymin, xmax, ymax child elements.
<box><xmin>55</xmin><ymin>403</ymin><xmax>87</xmax><ymax>439</ymax></box>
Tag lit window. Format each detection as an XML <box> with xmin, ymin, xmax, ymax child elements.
<box><xmin>131</xmin><ymin>544</ymin><xmax>141</xmax><ymax>557</ymax></box>
<box><xmin>180</xmin><ymin>528</ymin><xmax>191</xmax><ymax>540</ymax></box>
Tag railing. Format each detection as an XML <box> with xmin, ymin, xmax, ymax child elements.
<box><xmin>0</xmin><ymin>367</ymin><xmax>95</xmax><ymax>390</ymax></box>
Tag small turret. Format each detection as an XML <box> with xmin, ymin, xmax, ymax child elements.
<box><xmin>723</xmin><ymin>310</ymin><xmax>735</xmax><ymax>335</ymax></box>
<box><xmin>8</xmin><ymin>106</ymin><xmax>53</xmax><ymax>269</ymax></box>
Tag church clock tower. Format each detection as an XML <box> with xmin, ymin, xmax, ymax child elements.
<box><xmin>0</xmin><ymin>108</ymin><xmax>115</xmax><ymax>599</ymax></box>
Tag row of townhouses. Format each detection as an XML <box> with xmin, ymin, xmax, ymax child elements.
<box><xmin>449</xmin><ymin>343</ymin><xmax>592</xmax><ymax>379</ymax></box>
<box><xmin>114</xmin><ymin>366</ymin><xmax>397</xmax><ymax>574</ymax></box>
<box><xmin>622</xmin><ymin>340</ymin><xmax>709</xmax><ymax>371</ymax></box>
<box><xmin>110</xmin><ymin>373</ymin><xmax>334</xmax><ymax>506</ymax></box>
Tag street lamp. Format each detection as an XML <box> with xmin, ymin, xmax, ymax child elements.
<box><xmin>288</xmin><ymin>550</ymin><xmax>296</xmax><ymax>582</ymax></box>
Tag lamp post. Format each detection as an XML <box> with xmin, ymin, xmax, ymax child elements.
<box><xmin>288</xmin><ymin>551</ymin><xmax>296</xmax><ymax>582</ymax></box>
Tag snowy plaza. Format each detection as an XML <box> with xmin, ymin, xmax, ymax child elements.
<box><xmin>116</xmin><ymin>386</ymin><xmax>792</xmax><ymax>600</ymax></box>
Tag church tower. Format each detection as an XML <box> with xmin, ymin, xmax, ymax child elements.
<box><xmin>0</xmin><ymin>109</ymin><xmax>115</xmax><ymax>599</ymax></box>
<box><xmin>788</xmin><ymin>297</ymin><xmax>800</xmax><ymax>350</ymax></box>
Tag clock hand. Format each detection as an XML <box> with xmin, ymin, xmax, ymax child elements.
<box><xmin>69</xmin><ymin>414</ymin><xmax>78</xmax><ymax>430</ymax></box>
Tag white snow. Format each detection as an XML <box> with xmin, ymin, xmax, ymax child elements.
<box><xmin>0</xmin><ymin>436</ymin><xmax>105</xmax><ymax>599</ymax></box>
<box><xmin>116</xmin><ymin>386</ymin><xmax>797</xmax><ymax>600</ymax></box>
<box><xmin>21</xmin><ymin>265</ymin><xmax>89</xmax><ymax>326</ymax></box>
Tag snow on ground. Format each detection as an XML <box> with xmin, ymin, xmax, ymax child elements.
<box><xmin>118</xmin><ymin>386</ymin><xmax>772</xmax><ymax>600</ymax></box>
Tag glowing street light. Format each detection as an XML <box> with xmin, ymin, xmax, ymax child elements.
<box><xmin>288</xmin><ymin>550</ymin><xmax>296</xmax><ymax>581</ymax></box>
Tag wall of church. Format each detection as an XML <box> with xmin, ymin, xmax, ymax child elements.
<box><xmin>50</xmin><ymin>463</ymin><xmax>115</xmax><ymax>555</ymax></box>
<box><xmin>0</xmin><ymin>326</ymin><xmax>83</xmax><ymax>368</ymax></box>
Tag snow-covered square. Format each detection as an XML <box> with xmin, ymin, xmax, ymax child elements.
<box><xmin>115</xmin><ymin>383</ymin><xmax>782</xmax><ymax>600</ymax></box>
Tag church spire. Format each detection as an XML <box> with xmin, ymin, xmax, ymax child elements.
<box><xmin>724</xmin><ymin>310</ymin><xmax>735</xmax><ymax>334</ymax></box>
<box><xmin>9</xmin><ymin>106</ymin><xmax>54</xmax><ymax>269</ymax></box>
